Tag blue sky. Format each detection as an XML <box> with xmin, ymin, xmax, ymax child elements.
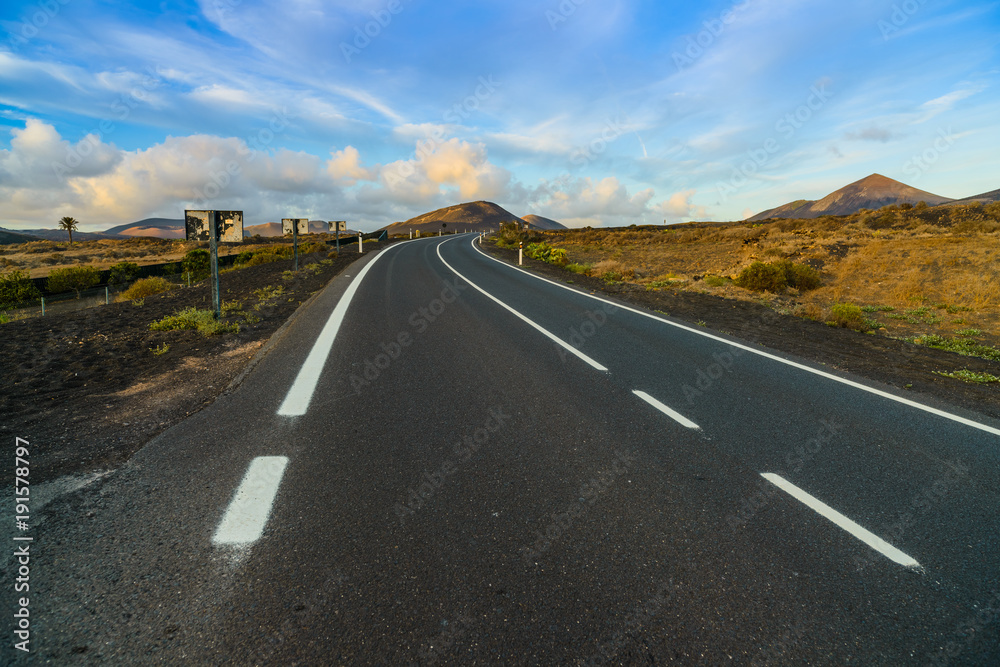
<box><xmin>1</xmin><ymin>0</ymin><xmax>998</xmax><ymax>231</ymax></box>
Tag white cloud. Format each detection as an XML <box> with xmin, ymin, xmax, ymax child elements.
<box><xmin>0</xmin><ymin>119</ymin><xmax>121</xmax><ymax>188</ymax></box>
<box><xmin>916</xmin><ymin>85</ymin><xmax>985</xmax><ymax>123</ymax></box>
<box><xmin>524</xmin><ymin>176</ymin><xmax>661</xmax><ymax>227</ymax></box>
<box><xmin>653</xmin><ymin>189</ymin><xmax>708</xmax><ymax>222</ymax></box>
<box><xmin>326</xmin><ymin>146</ymin><xmax>375</xmax><ymax>183</ymax></box>
<box><xmin>380</xmin><ymin>138</ymin><xmax>512</xmax><ymax>203</ymax></box>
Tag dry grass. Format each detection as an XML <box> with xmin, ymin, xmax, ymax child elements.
<box><xmin>0</xmin><ymin>238</ymin><xmax>291</xmax><ymax>278</ymax></box>
<box><xmin>534</xmin><ymin>207</ymin><xmax>1000</xmax><ymax>347</ymax></box>
<box><xmin>0</xmin><ymin>235</ymin><xmax>304</xmax><ymax>278</ymax></box>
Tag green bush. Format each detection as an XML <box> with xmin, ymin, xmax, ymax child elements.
<box><xmin>735</xmin><ymin>260</ymin><xmax>821</xmax><ymax>292</ymax></box>
<box><xmin>565</xmin><ymin>263</ymin><xmax>591</xmax><ymax>275</ymax></box>
<box><xmin>735</xmin><ymin>262</ymin><xmax>786</xmax><ymax>292</ymax></box>
<box><xmin>108</xmin><ymin>261</ymin><xmax>140</xmax><ymax>285</ymax></box>
<box><xmin>525</xmin><ymin>242</ymin><xmax>569</xmax><ymax>266</ymax></box>
<box><xmin>47</xmin><ymin>266</ymin><xmax>101</xmax><ymax>298</ymax></box>
<box><xmin>244</xmin><ymin>251</ymin><xmax>284</xmax><ymax>266</ymax></box>
<box><xmin>910</xmin><ymin>335</ymin><xmax>1000</xmax><ymax>362</ymax></box>
<box><xmin>149</xmin><ymin>307</ymin><xmax>239</xmax><ymax>336</ymax></box>
<box><xmin>118</xmin><ymin>276</ymin><xmax>174</xmax><ymax>301</ymax></box>
<box><xmin>182</xmin><ymin>249</ymin><xmax>211</xmax><ymax>281</ymax></box>
<box><xmin>300</xmin><ymin>241</ymin><xmax>327</xmax><ymax>254</ymax></box>
<box><xmin>162</xmin><ymin>263</ymin><xmax>180</xmax><ymax>275</ymax></box>
<box><xmin>776</xmin><ymin>260</ymin><xmax>821</xmax><ymax>290</ymax></box>
<box><xmin>703</xmin><ymin>275</ymin><xmax>727</xmax><ymax>287</ymax></box>
<box><xmin>933</xmin><ymin>369</ymin><xmax>1000</xmax><ymax>384</ymax></box>
<box><xmin>829</xmin><ymin>303</ymin><xmax>877</xmax><ymax>331</ymax></box>
<box><xmin>0</xmin><ymin>269</ymin><xmax>42</xmax><ymax>308</ymax></box>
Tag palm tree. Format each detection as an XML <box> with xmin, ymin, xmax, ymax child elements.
<box><xmin>58</xmin><ymin>216</ymin><xmax>79</xmax><ymax>245</ymax></box>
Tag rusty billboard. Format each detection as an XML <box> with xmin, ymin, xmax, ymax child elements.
<box><xmin>282</xmin><ymin>218</ymin><xmax>310</xmax><ymax>235</ymax></box>
<box><xmin>185</xmin><ymin>210</ymin><xmax>244</xmax><ymax>242</ymax></box>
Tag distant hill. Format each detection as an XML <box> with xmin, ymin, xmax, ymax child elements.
<box><xmin>4</xmin><ymin>228</ymin><xmax>120</xmax><ymax>242</ymax></box>
<box><xmin>0</xmin><ymin>228</ymin><xmax>42</xmax><ymax>244</ymax></box>
<box><xmin>246</xmin><ymin>222</ymin><xmax>283</xmax><ymax>237</ymax></box>
<box><xmin>103</xmin><ymin>217</ymin><xmax>185</xmax><ymax>239</ymax></box>
<box><xmin>748</xmin><ymin>174</ymin><xmax>954</xmax><ymax>221</ymax></box>
<box><xmin>382</xmin><ymin>201</ymin><xmax>525</xmax><ymax>235</ymax></box>
<box><xmin>946</xmin><ymin>188</ymin><xmax>1000</xmax><ymax>205</ymax></box>
<box><xmin>522</xmin><ymin>214</ymin><xmax>567</xmax><ymax>230</ymax></box>
<box><xmin>245</xmin><ymin>221</ymin><xmax>343</xmax><ymax>237</ymax></box>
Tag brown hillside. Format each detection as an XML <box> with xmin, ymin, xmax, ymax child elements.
<box><xmin>522</xmin><ymin>214</ymin><xmax>567</xmax><ymax>230</ymax></box>
<box><xmin>382</xmin><ymin>201</ymin><xmax>525</xmax><ymax>235</ymax></box>
<box><xmin>947</xmin><ymin>187</ymin><xmax>1000</xmax><ymax>205</ymax></box>
<box><xmin>750</xmin><ymin>174</ymin><xmax>954</xmax><ymax>221</ymax></box>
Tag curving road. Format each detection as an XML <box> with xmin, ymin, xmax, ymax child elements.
<box><xmin>13</xmin><ymin>234</ymin><xmax>1000</xmax><ymax>665</ymax></box>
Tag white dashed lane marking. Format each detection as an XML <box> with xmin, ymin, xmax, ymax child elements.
<box><xmin>761</xmin><ymin>472</ymin><xmax>921</xmax><ymax>569</ymax></box>
<box><xmin>213</xmin><ymin>456</ymin><xmax>289</xmax><ymax>545</ymax></box>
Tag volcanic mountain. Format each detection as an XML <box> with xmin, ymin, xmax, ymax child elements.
<box><xmin>245</xmin><ymin>221</ymin><xmax>336</xmax><ymax>237</ymax></box>
<box><xmin>0</xmin><ymin>228</ymin><xmax>42</xmax><ymax>244</ymax></box>
<box><xmin>947</xmin><ymin>187</ymin><xmax>1000</xmax><ymax>205</ymax></box>
<box><xmin>748</xmin><ymin>174</ymin><xmax>954</xmax><ymax>221</ymax></box>
<box><xmin>5</xmin><ymin>228</ymin><xmax>120</xmax><ymax>242</ymax></box>
<box><xmin>104</xmin><ymin>218</ymin><xmax>186</xmax><ymax>239</ymax></box>
<box><xmin>382</xmin><ymin>201</ymin><xmax>526</xmax><ymax>235</ymax></box>
<box><xmin>522</xmin><ymin>214</ymin><xmax>567</xmax><ymax>230</ymax></box>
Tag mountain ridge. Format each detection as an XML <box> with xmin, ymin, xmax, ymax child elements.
<box><xmin>749</xmin><ymin>174</ymin><xmax>955</xmax><ymax>221</ymax></box>
<box><xmin>521</xmin><ymin>214</ymin><xmax>567</xmax><ymax>230</ymax></box>
<box><xmin>382</xmin><ymin>201</ymin><xmax>527</xmax><ymax>235</ymax></box>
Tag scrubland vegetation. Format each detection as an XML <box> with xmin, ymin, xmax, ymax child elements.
<box><xmin>499</xmin><ymin>201</ymin><xmax>1000</xmax><ymax>371</ymax></box>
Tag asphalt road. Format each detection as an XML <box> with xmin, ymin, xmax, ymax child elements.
<box><xmin>8</xmin><ymin>234</ymin><xmax>1000</xmax><ymax>665</ymax></box>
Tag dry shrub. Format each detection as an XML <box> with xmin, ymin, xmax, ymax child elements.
<box><xmin>300</xmin><ymin>242</ymin><xmax>327</xmax><ymax>254</ymax></box>
<box><xmin>829</xmin><ymin>303</ymin><xmax>872</xmax><ymax>331</ymax></box>
<box><xmin>795</xmin><ymin>303</ymin><xmax>823</xmax><ymax>321</ymax></box>
<box><xmin>735</xmin><ymin>262</ymin><xmax>786</xmax><ymax>292</ymax></box>
<box><xmin>118</xmin><ymin>276</ymin><xmax>174</xmax><ymax>301</ymax></box>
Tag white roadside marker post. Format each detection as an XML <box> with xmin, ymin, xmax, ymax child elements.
<box><xmin>358</xmin><ymin>233</ymin><xmax>363</xmax><ymax>253</ymax></box>
<box><xmin>519</xmin><ymin>240</ymin><xmax>523</xmax><ymax>266</ymax></box>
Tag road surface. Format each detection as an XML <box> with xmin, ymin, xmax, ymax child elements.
<box><xmin>9</xmin><ymin>234</ymin><xmax>1000</xmax><ymax>665</ymax></box>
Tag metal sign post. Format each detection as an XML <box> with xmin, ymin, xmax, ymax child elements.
<box><xmin>185</xmin><ymin>209</ymin><xmax>242</xmax><ymax>321</ymax></box>
<box><xmin>209</xmin><ymin>211</ymin><xmax>221</xmax><ymax>319</ymax></box>
<box><xmin>293</xmin><ymin>220</ymin><xmax>298</xmax><ymax>271</ymax></box>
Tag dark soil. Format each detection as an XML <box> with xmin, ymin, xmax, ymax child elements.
<box><xmin>1</xmin><ymin>243</ymin><xmax>395</xmax><ymax>484</ymax></box>
<box><xmin>3</xmin><ymin>237</ymin><xmax>996</xmax><ymax>486</ymax></box>
<box><xmin>484</xmin><ymin>243</ymin><xmax>1000</xmax><ymax>421</ymax></box>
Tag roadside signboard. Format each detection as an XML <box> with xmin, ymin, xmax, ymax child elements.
<box><xmin>282</xmin><ymin>218</ymin><xmax>310</xmax><ymax>235</ymax></box>
<box><xmin>185</xmin><ymin>210</ymin><xmax>244</xmax><ymax>242</ymax></box>
<box><xmin>329</xmin><ymin>221</ymin><xmax>347</xmax><ymax>232</ymax></box>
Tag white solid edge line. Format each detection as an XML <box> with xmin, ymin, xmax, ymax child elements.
<box><xmin>760</xmin><ymin>473</ymin><xmax>920</xmax><ymax>569</ymax></box>
<box><xmin>213</xmin><ymin>456</ymin><xmax>290</xmax><ymax>545</ymax></box>
<box><xmin>277</xmin><ymin>241</ymin><xmax>410</xmax><ymax>416</ymax></box>
<box><xmin>436</xmin><ymin>238</ymin><xmax>608</xmax><ymax>372</ymax></box>
<box><xmin>472</xmin><ymin>237</ymin><xmax>1000</xmax><ymax>438</ymax></box>
<box><xmin>633</xmin><ymin>390</ymin><xmax>700</xmax><ymax>430</ymax></box>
